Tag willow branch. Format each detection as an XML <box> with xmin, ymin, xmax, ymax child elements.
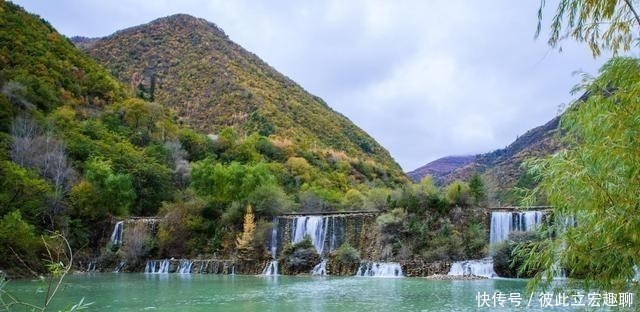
<box><xmin>8</xmin><ymin>247</ymin><xmax>39</xmax><ymax>278</ymax></box>
<box><xmin>44</xmin><ymin>234</ymin><xmax>73</xmax><ymax>307</ymax></box>
<box><xmin>624</xmin><ymin>0</ymin><xmax>640</xmax><ymax>28</ymax></box>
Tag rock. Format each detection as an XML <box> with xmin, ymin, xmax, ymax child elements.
<box><xmin>282</xmin><ymin>247</ymin><xmax>321</xmax><ymax>274</ymax></box>
<box><xmin>399</xmin><ymin>260</ymin><xmax>451</xmax><ymax>277</ymax></box>
<box><xmin>425</xmin><ymin>274</ymin><xmax>488</xmax><ymax>280</ymax></box>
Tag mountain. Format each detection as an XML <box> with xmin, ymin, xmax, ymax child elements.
<box><xmin>2</xmin><ymin>2</ymin><xmax>413</xmax><ymax>276</ymax></box>
<box><xmin>0</xmin><ymin>4</ymin><xmax>124</xmax><ymax>116</ymax></box>
<box><xmin>406</xmin><ymin>155</ymin><xmax>474</xmax><ymax>183</ymax></box>
<box><xmin>409</xmin><ymin>116</ymin><xmax>562</xmax><ymax>204</ymax></box>
<box><xmin>73</xmin><ymin>14</ymin><xmax>406</xmax><ymax>182</ymax></box>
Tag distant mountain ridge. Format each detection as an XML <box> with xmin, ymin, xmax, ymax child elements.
<box><xmin>408</xmin><ymin>116</ymin><xmax>562</xmax><ymax>203</ymax></box>
<box><xmin>407</xmin><ymin>155</ymin><xmax>474</xmax><ymax>183</ymax></box>
<box><xmin>73</xmin><ymin>14</ymin><xmax>405</xmax><ymax>181</ymax></box>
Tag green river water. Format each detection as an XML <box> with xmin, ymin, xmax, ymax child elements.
<box><xmin>3</xmin><ymin>273</ymin><xmax>624</xmax><ymax>311</ymax></box>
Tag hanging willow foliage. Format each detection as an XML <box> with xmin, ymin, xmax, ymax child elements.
<box><xmin>518</xmin><ymin>57</ymin><xmax>640</xmax><ymax>293</ymax></box>
<box><xmin>537</xmin><ymin>0</ymin><xmax>640</xmax><ymax>56</ymax></box>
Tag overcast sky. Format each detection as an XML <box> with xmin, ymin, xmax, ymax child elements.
<box><xmin>14</xmin><ymin>0</ymin><xmax>609</xmax><ymax>171</ymax></box>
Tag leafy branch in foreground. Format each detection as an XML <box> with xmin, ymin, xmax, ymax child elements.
<box><xmin>0</xmin><ymin>233</ymin><xmax>92</xmax><ymax>312</ymax></box>
<box><xmin>516</xmin><ymin>57</ymin><xmax>640</xmax><ymax>293</ymax></box>
<box><xmin>537</xmin><ymin>0</ymin><xmax>640</xmax><ymax>56</ymax></box>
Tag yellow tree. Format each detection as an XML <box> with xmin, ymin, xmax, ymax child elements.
<box><xmin>236</xmin><ymin>205</ymin><xmax>256</xmax><ymax>257</ymax></box>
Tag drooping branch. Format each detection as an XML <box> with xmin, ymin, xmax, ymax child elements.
<box><xmin>623</xmin><ymin>0</ymin><xmax>640</xmax><ymax>28</ymax></box>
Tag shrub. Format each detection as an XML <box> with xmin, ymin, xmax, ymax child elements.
<box><xmin>157</xmin><ymin>196</ymin><xmax>206</xmax><ymax>257</ymax></box>
<box><xmin>420</xmin><ymin>219</ymin><xmax>464</xmax><ymax>261</ymax></box>
<box><xmin>121</xmin><ymin>221</ymin><xmax>154</xmax><ymax>267</ymax></box>
<box><xmin>280</xmin><ymin>236</ymin><xmax>321</xmax><ymax>274</ymax></box>
<box><xmin>493</xmin><ymin>231</ymin><xmax>541</xmax><ymax>278</ymax></box>
<box><xmin>376</xmin><ymin>208</ymin><xmax>406</xmax><ymax>233</ymax></box>
<box><xmin>462</xmin><ymin>221</ymin><xmax>488</xmax><ymax>259</ymax></box>
<box><xmin>332</xmin><ymin>243</ymin><xmax>360</xmax><ymax>265</ymax></box>
<box><xmin>445</xmin><ymin>180</ymin><xmax>471</xmax><ymax>206</ymax></box>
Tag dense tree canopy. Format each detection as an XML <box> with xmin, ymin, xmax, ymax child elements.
<box><xmin>520</xmin><ymin>57</ymin><xmax>640</xmax><ymax>292</ymax></box>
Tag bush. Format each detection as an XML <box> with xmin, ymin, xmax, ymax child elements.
<box><xmin>493</xmin><ymin>231</ymin><xmax>541</xmax><ymax>278</ymax></box>
<box><xmin>420</xmin><ymin>219</ymin><xmax>464</xmax><ymax>261</ymax></box>
<box><xmin>0</xmin><ymin>210</ymin><xmax>39</xmax><ymax>255</ymax></box>
<box><xmin>376</xmin><ymin>208</ymin><xmax>406</xmax><ymax>233</ymax></box>
<box><xmin>462</xmin><ymin>221</ymin><xmax>488</xmax><ymax>259</ymax></box>
<box><xmin>157</xmin><ymin>196</ymin><xmax>206</xmax><ymax>257</ymax></box>
<box><xmin>0</xmin><ymin>210</ymin><xmax>41</xmax><ymax>274</ymax></box>
<box><xmin>445</xmin><ymin>180</ymin><xmax>471</xmax><ymax>206</ymax></box>
<box><xmin>280</xmin><ymin>236</ymin><xmax>321</xmax><ymax>274</ymax></box>
<box><xmin>121</xmin><ymin>221</ymin><xmax>154</xmax><ymax>267</ymax></box>
<box><xmin>332</xmin><ymin>243</ymin><xmax>360</xmax><ymax>265</ymax></box>
<box><xmin>248</xmin><ymin>184</ymin><xmax>294</xmax><ymax>217</ymax></box>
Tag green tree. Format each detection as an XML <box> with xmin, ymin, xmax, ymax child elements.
<box><xmin>344</xmin><ymin>188</ymin><xmax>365</xmax><ymax>209</ymax></box>
<box><xmin>537</xmin><ymin>0</ymin><xmax>640</xmax><ymax>56</ymax></box>
<box><xmin>191</xmin><ymin>160</ymin><xmax>276</xmax><ymax>203</ymax></box>
<box><xmin>285</xmin><ymin>156</ymin><xmax>312</xmax><ymax>185</ymax></box>
<box><xmin>157</xmin><ymin>195</ymin><xmax>207</xmax><ymax>257</ymax></box>
<box><xmin>177</xmin><ymin>128</ymin><xmax>213</xmax><ymax>162</ymax></box>
<box><xmin>363</xmin><ymin>187</ymin><xmax>392</xmax><ymax>211</ymax></box>
<box><xmin>0</xmin><ymin>160</ymin><xmax>50</xmax><ymax>224</ymax></box>
<box><xmin>519</xmin><ymin>58</ymin><xmax>640</xmax><ymax>292</ymax></box>
<box><xmin>418</xmin><ymin>175</ymin><xmax>439</xmax><ymax>197</ymax></box>
<box><xmin>74</xmin><ymin>157</ymin><xmax>136</xmax><ymax>218</ymax></box>
<box><xmin>494</xmin><ymin>231</ymin><xmax>541</xmax><ymax>278</ymax></box>
<box><xmin>468</xmin><ymin>173</ymin><xmax>486</xmax><ymax>205</ymax></box>
<box><xmin>0</xmin><ymin>210</ymin><xmax>39</xmax><ymax>263</ymax></box>
<box><xmin>247</xmin><ymin>184</ymin><xmax>293</xmax><ymax>217</ymax></box>
<box><xmin>445</xmin><ymin>180</ymin><xmax>470</xmax><ymax>206</ymax></box>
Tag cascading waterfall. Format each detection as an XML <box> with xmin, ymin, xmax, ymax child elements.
<box><xmin>448</xmin><ymin>258</ymin><xmax>496</xmax><ymax>278</ymax></box>
<box><xmin>270</xmin><ymin>217</ymin><xmax>279</xmax><ymax>259</ymax></box>
<box><xmin>329</xmin><ymin>216</ymin><xmax>337</xmax><ymax>254</ymax></box>
<box><xmin>356</xmin><ymin>262</ymin><xmax>403</xmax><ymax>277</ymax></box>
<box><xmin>145</xmin><ymin>259</ymin><xmax>170</xmax><ymax>274</ymax></box>
<box><xmin>109</xmin><ymin>221</ymin><xmax>124</xmax><ymax>247</ymax></box>
<box><xmin>551</xmin><ymin>214</ymin><xmax>576</xmax><ymax>280</ymax></box>
<box><xmin>262</xmin><ymin>217</ymin><xmax>279</xmax><ymax>276</ymax></box>
<box><xmin>292</xmin><ymin>216</ymin><xmax>329</xmax><ymax>255</ymax></box>
<box><xmin>490</xmin><ymin>211</ymin><xmax>544</xmax><ymax>245</ymax></box>
<box><xmin>311</xmin><ymin>259</ymin><xmax>327</xmax><ymax>276</ymax></box>
<box><xmin>177</xmin><ymin>260</ymin><xmax>193</xmax><ymax>274</ymax></box>
<box><xmin>291</xmin><ymin>216</ymin><xmax>344</xmax><ymax>276</ymax></box>
<box><xmin>262</xmin><ymin>260</ymin><xmax>278</xmax><ymax>276</ymax></box>
<box><xmin>449</xmin><ymin>210</ymin><xmax>546</xmax><ymax>278</ymax></box>
<box><xmin>114</xmin><ymin>261</ymin><xmax>125</xmax><ymax>273</ymax></box>
<box><xmin>86</xmin><ymin>260</ymin><xmax>97</xmax><ymax>272</ymax></box>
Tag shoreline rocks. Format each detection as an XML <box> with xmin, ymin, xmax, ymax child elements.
<box><xmin>425</xmin><ymin>274</ymin><xmax>488</xmax><ymax>280</ymax></box>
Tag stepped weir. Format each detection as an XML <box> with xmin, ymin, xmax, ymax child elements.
<box><xmin>262</xmin><ymin>211</ymin><xmax>395</xmax><ymax>276</ymax></box>
<box><xmin>448</xmin><ymin>208</ymin><xmax>548</xmax><ymax>278</ymax></box>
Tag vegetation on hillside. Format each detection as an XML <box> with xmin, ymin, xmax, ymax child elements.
<box><xmin>372</xmin><ymin>176</ymin><xmax>488</xmax><ymax>262</ymax></box>
<box><xmin>0</xmin><ymin>2</ymin><xmax>377</xmax><ymax>271</ymax></box>
<box><xmin>76</xmin><ymin>14</ymin><xmax>406</xmax><ymax>184</ymax></box>
<box><xmin>0</xmin><ymin>2</ymin><xmax>494</xmax><ymax>276</ymax></box>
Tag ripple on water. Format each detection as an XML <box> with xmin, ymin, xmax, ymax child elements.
<box><xmin>4</xmin><ymin>274</ymin><xmax>579</xmax><ymax>312</ymax></box>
